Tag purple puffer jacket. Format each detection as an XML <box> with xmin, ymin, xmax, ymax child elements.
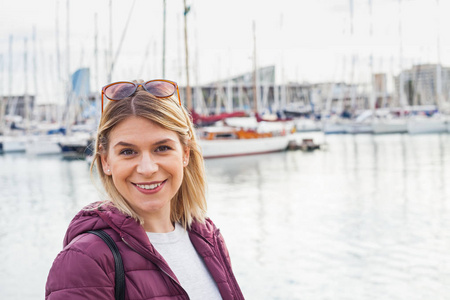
<box><xmin>46</xmin><ymin>202</ymin><xmax>244</xmax><ymax>299</ymax></box>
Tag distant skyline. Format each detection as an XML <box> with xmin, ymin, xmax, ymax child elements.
<box><xmin>1</xmin><ymin>0</ymin><xmax>450</xmax><ymax>103</ymax></box>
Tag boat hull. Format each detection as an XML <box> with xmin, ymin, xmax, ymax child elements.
<box><xmin>0</xmin><ymin>136</ymin><xmax>27</xmax><ymax>153</ymax></box>
<box><xmin>199</xmin><ymin>135</ymin><xmax>290</xmax><ymax>158</ymax></box>
<box><xmin>407</xmin><ymin>118</ymin><xmax>447</xmax><ymax>134</ymax></box>
<box><xmin>345</xmin><ymin>123</ymin><xmax>373</xmax><ymax>134</ymax></box>
<box><xmin>372</xmin><ymin>120</ymin><xmax>408</xmax><ymax>134</ymax></box>
<box><xmin>323</xmin><ymin>121</ymin><xmax>348</xmax><ymax>134</ymax></box>
<box><xmin>26</xmin><ymin>136</ymin><xmax>62</xmax><ymax>155</ymax></box>
<box><xmin>58</xmin><ymin>133</ymin><xmax>93</xmax><ymax>156</ymax></box>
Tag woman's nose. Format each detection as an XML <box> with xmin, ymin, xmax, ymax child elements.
<box><xmin>136</xmin><ymin>153</ymin><xmax>158</xmax><ymax>175</ymax></box>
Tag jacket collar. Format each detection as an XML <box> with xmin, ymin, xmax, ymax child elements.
<box><xmin>189</xmin><ymin>218</ymin><xmax>217</xmax><ymax>246</ymax></box>
<box><xmin>65</xmin><ymin>201</ymin><xmax>218</xmax><ymax>248</ymax></box>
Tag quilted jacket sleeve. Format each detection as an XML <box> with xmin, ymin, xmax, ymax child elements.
<box><xmin>45</xmin><ymin>246</ymin><xmax>115</xmax><ymax>299</ymax></box>
<box><xmin>216</xmin><ymin>230</ymin><xmax>233</xmax><ymax>268</ymax></box>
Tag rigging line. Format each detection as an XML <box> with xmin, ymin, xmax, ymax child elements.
<box><xmin>138</xmin><ymin>40</ymin><xmax>152</xmax><ymax>78</ymax></box>
<box><xmin>109</xmin><ymin>0</ymin><xmax>137</xmax><ymax>79</ymax></box>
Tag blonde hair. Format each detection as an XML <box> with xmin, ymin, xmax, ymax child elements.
<box><xmin>90</xmin><ymin>85</ymin><xmax>207</xmax><ymax>228</ymax></box>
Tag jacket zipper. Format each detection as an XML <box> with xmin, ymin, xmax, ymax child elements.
<box><xmin>121</xmin><ymin>237</ymin><xmax>190</xmax><ymax>298</ymax></box>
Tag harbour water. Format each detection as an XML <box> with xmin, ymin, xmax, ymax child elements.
<box><xmin>1</xmin><ymin>133</ymin><xmax>450</xmax><ymax>299</ymax></box>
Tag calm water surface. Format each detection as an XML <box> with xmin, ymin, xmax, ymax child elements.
<box><xmin>1</xmin><ymin>133</ymin><xmax>450</xmax><ymax>299</ymax></box>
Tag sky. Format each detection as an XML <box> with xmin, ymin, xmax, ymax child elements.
<box><xmin>1</xmin><ymin>0</ymin><xmax>450</xmax><ymax>103</ymax></box>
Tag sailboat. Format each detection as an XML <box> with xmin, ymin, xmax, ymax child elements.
<box><xmin>197</xmin><ymin>116</ymin><xmax>292</xmax><ymax>158</ymax></box>
<box><xmin>406</xmin><ymin>65</ymin><xmax>448</xmax><ymax>134</ymax></box>
<box><xmin>344</xmin><ymin>110</ymin><xmax>374</xmax><ymax>134</ymax></box>
<box><xmin>0</xmin><ymin>133</ymin><xmax>27</xmax><ymax>153</ymax></box>
<box><xmin>407</xmin><ymin>105</ymin><xmax>447</xmax><ymax>134</ymax></box>
<box><xmin>372</xmin><ymin>115</ymin><xmax>407</xmax><ymax>134</ymax></box>
<box><xmin>0</xmin><ymin>36</ymin><xmax>28</xmax><ymax>153</ymax></box>
<box><xmin>407</xmin><ymin>115</ymin><xmax>447</xmax><ymax>134</ymax></box>
<box><xmin>57</xmin><ymin>68</ymin><xmax>96</xmax><ymax>156</ymax></box>
<box><xmin>196</xmin><ymin>22</ymin><xmax>292</xmax><ymax>158</ymax></box>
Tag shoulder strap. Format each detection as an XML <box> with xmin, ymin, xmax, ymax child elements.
<box><xmin>88</xmin><ymin>230</ymin><xmax>126</xmax><ymax>300</ymax></box>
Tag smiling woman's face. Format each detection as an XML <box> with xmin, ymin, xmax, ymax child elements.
<box><xmin>101</xmin><ymin>116</ymin><xmax>189</xmax><ymax>222</ymax></box>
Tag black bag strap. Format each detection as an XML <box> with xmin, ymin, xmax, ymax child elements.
<box><xmin>88</xmin><ymin>230</ymin><xmax>126</xmax><ymax>300</ymax></box>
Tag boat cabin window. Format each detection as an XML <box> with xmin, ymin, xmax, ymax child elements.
<box><xmin>215</xmin><ymin>133</ymin><xmax>236</xmax><ymax>139</ymax></box>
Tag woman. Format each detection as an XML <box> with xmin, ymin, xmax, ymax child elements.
<box><xmin>46</xmin><ymin>80</ymin><xmax>244</xmax><ymax>300</ymax></box>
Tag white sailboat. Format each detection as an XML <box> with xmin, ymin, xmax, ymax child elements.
<box><xmin>407</xmin><ymin>114</ymin><xmax>447</xmax><ymax>134</ymax></box>
<box><xmin>197</xmin><ymin>22</ymin><xmax>292</xmax><ymax>158</ymax></box>
<box><xmin>26</xmin><ymin>134</ymin><xmax>62</xmax><ymax>155</ymax></box>
<box><xmin>197</xmin><ymin>118</ymin><xmax>292</xmax><ymax>159</ymax></box>
<box><xmin>371</xmin><ymin>0</ymin><xmax>409</xmax><ymax>136</ymax></box>
<box><xmin>322</xmin><ymin>116</ymin><xmax>348</xmax><ymax>134</ymax></box>
<box><xmin>0</xmin><ymin>36</ymin><xmax>27</xmax><ymax>153</ymax></box>
<box><xmin>294</xmin><ymin>118</ymin><xmax>322</xmax><ymax>132</ymax></box>
<box><xmin>58</xmin><ymin>130</ymin><xmax>94</xmax><ymax>157</ymax></box>
<box><xmin>198</xmin><ymin>132</ymin><xmax>291</xmax><ymax>159</ymax></box>
<box><xmin>372</xmin><ymin>118</ymin><xmax>407</xmax><ymax>134</ymax></box>
<box><xmin>344</xmin><ymin>110</ymin><xmax>373</xmax><ymax>134</ymax></box>
<box><xmin>0</xmin><ymin>134</ymin><xmax>27</xmax><ymax>153</ymax></box>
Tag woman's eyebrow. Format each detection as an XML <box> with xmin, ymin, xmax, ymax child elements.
<box><xmin>113</xmin><ymin>141</ymin><xmax>135</xmax><ymax>148</ymax></box>
<box><xmin>153</xmin><ymin>138</ymin><xmax>176</xmax><ymax>146</ymax></box>
<box><xmin>113</xmin><ymin>139</ymin><xmax>176</xmax><ymax>148</ymax></box>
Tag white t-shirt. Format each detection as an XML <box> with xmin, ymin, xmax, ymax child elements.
<box><xmin>146</xmin><ymin>223</ymin><xmax>222</xmax><ymax>300</ymax></box>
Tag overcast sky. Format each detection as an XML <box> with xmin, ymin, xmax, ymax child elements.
<box><xmin>1</xmin><ymin>0</ymin><xmax>449</xmax><ymax>102</ymax></box>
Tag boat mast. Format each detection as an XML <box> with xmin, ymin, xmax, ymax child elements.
<box><xmin>7</xmin><ymin>35</ymin><xmax>13</xmax><ymax>119</ymax></box>
<box><xmin>55</xmin><ymin>1</ymin><xmax>61</xmax><ymax>82</ymax></box>
<box><xmin>94</xmin><ymin>13</ymin><xmax>99</xmax><ymax>89</ymax></box>
<box><xmin>193</xmin><ymin>8</ymin><xmax>204</xmax><ymax>114</ymax></box>
<box><xmin>368</xmin><ymin>0</ymin><xmax>376</xmax><ymax>116</ymax></box>
<box><xmin>64</xmin><ymin>0</ymin><xmax>72</xmax><ymax>134</ymax></box>
<box><xmin>162</xmin><ymin>0</ymin><xmax>166</xmax><ymax>78</ymax></box>
<box><xmin>274</xmin><ymin>14</ymin><xmax>283</xmax><ymax>114</ymax></box>
<box><xmin>226</xmin><ymin>49</ymin><xmax>233</xmax><ymax>113</ymax></box>
<box><xmin>398</xmin><ymin>0</ymin><xmax>406</xmax><ymax>116</ymax></box>
<box><xmin>108</xmin><ymin>0</ymin><xmax>113</xmax><ymax>83</ymax></box>
<box><xmin>0</xmin><ymin>54</ymin><xmax>4</xmax><ymax>134</ymax></box>
<box><xmin>435</xmin><ymin>0</ymin><xmax>442</xmax><ymax>110</ymax></box>
<box><xmin>183</xmin><ymin>0</ymin><xmax>192</xmax><ymax>110</ymax></box>
<box><xmin>66</xmin><ymin>0</ymin><xmax>70</xmax><ymax>81</ymax></box>
<box><xmin>94</xmin><ymin>12</ymin><xmax>101</xmax><ymax>117</ymax></box>
<box><xmin>32</xmin><ymin>26</ymin><xmax>38</xmax><ymax>122</ymax></box>
<box><xmin>252</xmin><ymin>21</ymin><xmax>259</xmax><ymax>114</ymax></box>
<box><xmin>54</xmin><ymin>0</ymin><xmax>63</xmax><ymax>125</ymax></box>
<box><xmin>349</xmin><ymin>0</ymin><xmax>356</xmax><ymax>113</ymax></box>
<box><xmin>108</xmin><ymin>0</ymin><xmax>136</xmax><ymax>82</ymax></box>
<box><xmin>24</xmin><ymin>38</ymin><xmax>30</xmax><ymax>133</ymax></box>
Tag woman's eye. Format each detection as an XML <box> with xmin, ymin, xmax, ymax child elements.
<box><xmin>119</xmin><ymin>149</ymin><xmax>135</xmax><ymax>156</ymax></box>
<box><xmin>155</xmin><ymin>145</ymin><xmax>171</xmax><ymax>152</ymax></box>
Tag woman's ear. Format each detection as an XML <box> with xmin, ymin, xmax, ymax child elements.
<box><xmin>183</xmin><ymin>146</ymin><xmax>190</xmax><ymax>167</ymax></box>
<box><xmin>99</xmin><ymin>146</ymin><xmax>111</xmax><ymax>175</ymax></box>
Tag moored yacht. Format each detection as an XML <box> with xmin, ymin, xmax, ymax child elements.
<box><xmin>372</xmin><ymin>118</ymin><xmax>408</xmax><ymax>134</ymax></box>
<box><xmin>407</xmin><ymin>115</ymin><xmax>447</xmax><ymax>134</ymax></box>
<box><xmin>0</xmin><ymin>135</ymin><xmax>27</xmax><ymax>153</ymax></box>
<box><xmin>197</xmin><ymin>117</ymin><xmax>292</xmax><ymax>158</ymax></box>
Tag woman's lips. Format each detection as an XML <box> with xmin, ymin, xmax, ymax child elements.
<box><xmin>133</xmin><ymin>180</ymin><xmax>166</xmax><ymax>194</ymax></box>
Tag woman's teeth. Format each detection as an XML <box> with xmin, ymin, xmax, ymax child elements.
<box><xmin>136</xmin><ymin>182</ymin><xmax>162</xmax><ymax>190</ymax></box>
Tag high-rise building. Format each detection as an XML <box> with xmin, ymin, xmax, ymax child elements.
<box><xmin>394</xmin><ymin>64</ymin><xmax>450</xmax><ymax>108</ymax></box>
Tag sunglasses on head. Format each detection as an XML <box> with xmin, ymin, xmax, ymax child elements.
<box><xmin>101</xmin><ymin>79</ymin><xmax>181</xmax><ymax>114</ymax></box>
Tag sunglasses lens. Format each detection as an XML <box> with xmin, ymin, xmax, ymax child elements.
<box><xmin>105</xmin><ymin>82</ymin><xmax>136</xmax><ymax>100</ymax></box>
<box><xmin>144</xmin><ymin>81</ymin><xmax>175</xmax><ymax>98</ymax></box>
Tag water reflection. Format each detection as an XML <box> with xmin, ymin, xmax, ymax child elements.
<box><xmin>206</xmin><ymin>134</ymin><xmax>450</xmax><ymax>299</ymax></box>
<box><xmin>0</xmin><ymin>154</ymin><xmax>99</xmax><ymax>299</ymax></box>
<box><xmin>1</xmin><ymin>134</ymin><xmax>450</xmax><ymax>299</ymax></box>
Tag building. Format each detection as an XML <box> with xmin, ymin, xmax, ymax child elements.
<box><xmin>0</xmin><ymin>95</ymin><xmax>35</xmax><ymax>121</ymax></box>
<box><xmin>395</xmin><ymin>64</ymin><xmax>450</xmax><ymax>109</ymax></box>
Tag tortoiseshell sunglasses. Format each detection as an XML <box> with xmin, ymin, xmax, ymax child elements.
<box><xmin>101</xmin><ymin>79</ymin><xmax>181</xmax><ymax>114</ymax></box>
